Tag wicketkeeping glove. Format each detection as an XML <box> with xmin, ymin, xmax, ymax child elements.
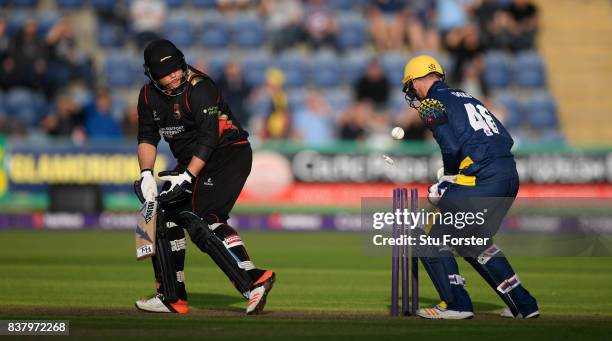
<box><xmin>158</xmin><ymin>169</ymin><xmax>195</xmax><ymax>204</ymax></box>
<box><xmin>134</xmin><ymin>169</ymin><xmax>158</xmax><ymax>204</ymax></box>
<box><xmin>428</xmin><ymin>167</ymin><xmax>457</xmax><ymax>207</ymax></box>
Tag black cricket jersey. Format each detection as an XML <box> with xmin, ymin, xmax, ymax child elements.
<box><xmin>137</xmin><ymin>67</ymin><xmax>249</xmax><ymax>166</ymax></box>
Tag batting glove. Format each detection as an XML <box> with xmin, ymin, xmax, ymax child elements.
<box><xmin>134</xmin><ymin>169</ymin><xmax>158</xmax><ymax>203</ymax></box>
<box><xmin>158</xmin><ymin>169</ymin><xmax>195</xmax><ymax>204</ymax></box>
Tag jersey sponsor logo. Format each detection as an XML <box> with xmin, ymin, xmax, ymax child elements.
<box><xmin>202</xmin><ymin>177</ymin><xmax>214</xmax><ymax>186</ymax></box>
<box><xmin>159</xmin><ymin>126</ymin><xmax>185</xmax><ymax>138</ymax></box>
<box><xmin>152</xmin><ymin>110</ymin><xmax>160</xmax><ymax>121</ymax></box>
<box><xmin>203</xmin><ymin>106</ymin><xmax>219</xmax><ymax>116</ymax></box>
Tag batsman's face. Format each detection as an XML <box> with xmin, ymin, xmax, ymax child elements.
<box><xmin>158</xmin><ymin>68</ymin><xmax>184</xmax><ymax>90</ymax></box>
<box><xmin>412</xmin><ymin>78</ymin><xmax>428</xmax><ymax>99</ymax></box>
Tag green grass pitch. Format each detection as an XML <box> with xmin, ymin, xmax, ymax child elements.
<box><xmin>0</xmin><ymin>230</ymin><xmax>611</xmax><ymax>340</ymax></box>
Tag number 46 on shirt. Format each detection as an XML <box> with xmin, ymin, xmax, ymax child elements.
<box><xmin>465</xmin><ymin>103</ymin><xmax>500</xmax><ymax>136</ymax></box>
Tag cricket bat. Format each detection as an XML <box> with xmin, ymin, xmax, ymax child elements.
<box><xmin>136</xmin><ymin>199</ymin><xmax>157</xmax><ymax>260</ymax></box>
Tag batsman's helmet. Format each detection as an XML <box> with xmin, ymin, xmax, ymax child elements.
<box><xmin>402</xmin><ymin>55</ymin><xmax>444</xmax><ymax>108</ymax></box>
<box><xmin>402</xmin><ymin>55</ymin><xmax>444</xmax><ymax>85</ymax></box>
<box><xmin>143</xmin><ymin>39</ymin><xmax>188</xmax><ymax>96</ymax></box>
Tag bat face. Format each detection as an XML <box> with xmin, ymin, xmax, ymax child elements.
<box><xmin>136</xmin><ymin>200</ymin><xmax>158</xmax><ymax>259</ymax></box>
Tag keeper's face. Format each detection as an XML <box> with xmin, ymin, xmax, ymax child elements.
<box><xmin>158</xmin><ymin>68</ymin><xmax>184</xmax><ymax>90</ymax></box>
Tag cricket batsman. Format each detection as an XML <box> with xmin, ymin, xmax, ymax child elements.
<box><xmin>133</xmin><ymin>39</ymin><xmax>275</xmax><ymax>315</ymax></box>
<box><xmin>401</xmin><ymin>55</ymin><xmax>539</xmax><ymax>319</ymax></box>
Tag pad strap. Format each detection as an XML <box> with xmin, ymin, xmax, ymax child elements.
<box><xmin>497</xmin><ymin>274</ymin><xmax>521</xmax><ymax>294</ymax></box>
<box><xmin>448</xmin><ymin>274</ymin><xmax>466</xmax><ymax>286</ymax></box>
<box><xmin>477</xmin><ymin>244</ymin><xmax>501</xmax><ymax>265</ymax></box>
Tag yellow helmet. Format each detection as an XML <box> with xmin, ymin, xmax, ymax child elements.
<box><xmin>402</xmin><ymin>55</ymin><xmax>444</xmax><ymax>84</ymax></box>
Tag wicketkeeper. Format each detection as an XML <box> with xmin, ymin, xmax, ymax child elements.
<box><xmin>133</xmin><ymin>39</ymin><xmax>275</xmax><ymax>315</ymax></box>
<box><xmin>402</xmin><ymin>55</ymin><xmax>539</xmax><ymax>319</ymax></box>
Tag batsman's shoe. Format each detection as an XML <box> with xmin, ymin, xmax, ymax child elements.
<box><xmin>500</xmin><ymin>307</ymin><xmax>540</xmax><ymax>319</ymax></box>
<box><xmin>135</xmin><ymin>294</ymin><xmax>189</xmax><ymax>314</ymax></box>
<box><xmin>246</xmin><ymin>270</ymin><xmax>276</xmax><ymax>315</ymax></box>
<box><xmin>417</xmin><ymin>302</ymin><xmax>474</xmax><ymax>320</ymax></box>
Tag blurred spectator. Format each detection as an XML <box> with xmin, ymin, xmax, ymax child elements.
<box><xmin>40</xmin><ymin>93</ymin><xmax>85</xmax><ymax>138</ymax></box>
<box><xmin>436</xmin><ymin>0</ymin><xmax>471</xmax><ymax>35</ymax></box>
<box><xmin>259</xmin><ymin>0</ymin><xmax>303</xmax><ymax>53</ymax></box>
<box><xmin>218</xmin><ymin>0</ymin><xmax>256</xmax><ymax>13</ymax></box>
<box><xmin>337</xmin><ymin>101</ymin><xmax>372</xmax><ymax>141</ymax></box>
<box><xmin>122</xmin><ymin>103</ymin><xmax>139</xmax><ymax>137</ymax></box>
<box><xmin>6</xmin><ymin>18</ymin><xmax>47</xmax><ymax>90</ymax></box>
<box><xmin>405</xmin><ymin>0</ymin><xmax>440</xmax><ymax>52</ymax></box>
<box><xmin>504</xmin><ymin>0</ymin><xmax>538</xmax><ymax>51</ymax></box>
<box><xmin>460</xmin><ymin>61</ymin><xmax>484</xmax><ymax>97</ymax></box>
<box><xmin>130</xmin><ymin>0</ymin><xmax>167</xmax><ymax>48</ymax></box>
<box><xmin>84</xmin><ymin>89</ymin><xmax>121</xmax><ymax>139</ymax></box>
<box><xmin>217</xmin><ymin>62</ymin><xmax>252</xmax><ymax>128</ymax></box>
<box><xmin>302</xmin><ymin>0</ymin><xmax>339</xmax><ymax>51</ymax></box>
<box><xmin>0</xmin><ymin>17</ymin><xmax>8</xmax><ymax>62</ymax></box>
<box><xmin>445</xmin><ymin>22</ymin><xmax>484</xmax><ymax>85</ymax></box>
<box><xmin>45</xmin><ymin>17</ymin><xmax>95</xmax><ymax>97</ymax></box>
<box><xmin>294</xmin><ymin>91</ymin><xmax>334</xmax><ymax>146</ymax></box>
<box><xmin>396</xmin><ymin>106</ymin><xmax>428</xmax><ymax>141</ymax></box>
<box><xmin>367</xmin><ymin>0</ymin><xmax>408</xmax><ymax>51</ymax></box>
<box><xmin>354</xmin><ymin>60</ymin><xmax>391</xmax><ymax>110</ymax></box>
<box><xmin>0</xmin><ymin>16</ymin><xmax>15</xmax><ymax>91</ymax></box>
<box><xmin>260</xmin><ymin>68</ymin><xmax>292</xmax><ymax>140</ymax></box>
<box><xmin>473</xmin><ymin>0</ymin><xmax>508</xmax><ymax>50</ymax></box>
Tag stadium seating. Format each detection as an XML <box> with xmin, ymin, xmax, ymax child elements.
<box><xmin>104</xmin><ymin>52</ymin><xmax>137</xmax><ymax>88</ymax></box>
<box><xmin>12</xmin><ymin>0</ymin><xmax>37</xmax><ymax>8</ymax></box>
<box><xmin>97</xmin><ymin>21</ymin><xmax>125</xmax><ymax>47</ymax></box>
<box><xmin>323</xmin><ymin>88</ymin><xmax>351</xmax><ymax>113</ymax></box>
<box><xmin>328</xmin><ymin>0</ymin><xmax>356</xmax><ymax>11</ymax></box>
<box><xmin>484</xmin><ymin>51</ymin><xmax>512</xmax><ymax>89</ymax></box>
<box><xmin>343</xmin><ymin>50</ymin><xmax>373</xmax><ymax>84</ymax></box>
<box><xmin>165</xmin><ymin>0</ymin><xmax>185</xmax><ymax>7</ymax></box>
<box><xmin>163</xmin><ymin>14</ymin><xmax>195</xmax><ymax>48</ymax></box>
<box><xmin>200</xmin><ymin>12</ymin><xmax>229</xmax><ymax>48</ymax></box>
<box><xmin>4</xmin><ymin>88</ymin><xmax>46</xmax><ymax>126</ymax></box>
<box><xmin>90</xmin><ymin>0</ymin><xmax>115</xmax><ymax>11</ymax></box>
<box><xmin>0</xmin><ymin>0</ymin><xmax>563</xmax><ymax>143</ymax></box>
<box><xmin>494</xmin><ymin>92</ymin><xmax>522</xmax><ymax>129</ymax></box>
<box><xmin>514</xmin><ymin>50</ymin><xmax>546</xmax><ymax>88</ymax></box>
<box><xmin>275</xmin><ymin>52</ymin><xmax>308</xmax><ymax>88</ymax></box>
<box><xmin>287</xmin><ymin>89</ymin><xmax>306</xmax><ymax>112</ymax></box>
<box><xmin>242</xmin><ymin>51</ymin><xmax>271</xmax><ymax>87</ymax></box>
<box><xmin>0</xmin><ymin>91</ymin><xmax>5</xmax><ymax>115</ymax></box>
<box><xmin>523</xmin><ymin>92</ymin><xmax>558</xmax><ymax>130</ymax></box>
<box><xmin>56</xmin><ymin>0</ymin><xmax>84</xmax><ymax>9</ymax></box>
<box><xmin>192</xmin><ymin>0</ymin><xmax>217</xmax><ymax>9</ymax></box>
<box><xmin>37</xmin><ymin>11</ymin><xmax>60</xmax><ymax>38</ymax></box>
<box><xmin>6</xmin><ymin>10</ymin><xmax>30</xmax><ymax>36</ymax></box>
<box><xmin>337</xmin><ymin>13</ymin><xmax>367</xmax><ymax>50</ymax></box>
<box><xmin>231</xmin><ymin>15</ymin><xmax>265</xmax><ymax>49</ymax></box>
<box><xmin>206</xmin><ymin>50</ymin><xmax>232</xmax><ymax>81</ymax></box>
<box><xmin>311</xmin><ymin>51</ymin><xmax>342</xmax><ymax>88</ymax></box>
<box><xmin>381</xmin><ymin>51</ymin><xmax>409</xmax><ymax>86</ymax></box>
<box><xmin>390</xmin><ymin>91</ymin><xmax>408</xmax><ymax>113</ymax></box>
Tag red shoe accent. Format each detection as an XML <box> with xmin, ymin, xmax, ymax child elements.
<box><xmin>248</xmin><ymin>293</ymin><xmax>261</xmax><ymax>306</ymax></box>
<box><xmin>169</xmin><ymin>299</ymin><xmax>189</xmax><ymax>314</ymax></box>
<box><xmin>254</xmin><ymin>270</ymin><xmax>274</xmax><ymax>286</ymax></box>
